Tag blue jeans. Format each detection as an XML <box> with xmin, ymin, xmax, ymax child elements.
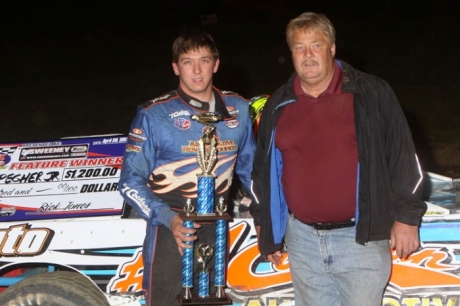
<box><xmin>285</xmin><ymin>214</ymin><xmax>391</xmax><ymax>306</ymax></box>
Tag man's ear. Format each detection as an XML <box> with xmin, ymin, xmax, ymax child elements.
<box><xmin>213</xmin><ymin>59</ymin><xmax>220</xmax><ymax>73</ymax></box>
<box><xmin>172</xmin><ymin>62</ymin><xmax>179</xmax><ymax>76</ymax></box>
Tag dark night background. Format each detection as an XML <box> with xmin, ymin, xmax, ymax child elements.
<box><xmin>1</xmin><ymin>0</ymin><xmax>460</xmax><ymax>177</ymax></box>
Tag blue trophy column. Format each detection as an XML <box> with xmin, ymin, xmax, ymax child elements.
<box><xmin>197</xmin><ymin>269</ymin><xmax>210</xmax><ymax>297</ymax></box>
<box><xmin>197</xmin><ymin>175</ymin><xmax>215</xmax><ymax>214</ymax></box>
<box><xmin>181</xmin><ymin>220</ymin><xmax>194</xmax><ymax>289</ymax></box>
<box><xmin>214</xmin><ymin>219</ymin><xmax>226</xmax><ymax>287</ymax></box>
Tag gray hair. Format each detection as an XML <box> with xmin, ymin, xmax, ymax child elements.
<box><xmin>286</xmin><ymin>12</ymin><xmax>336</xmax><ymax>48</ymax></box>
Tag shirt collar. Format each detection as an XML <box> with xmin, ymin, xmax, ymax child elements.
<box><xmin>294</xmin><ymin>61</ymin><xmax>343</xmax><ymax>97</ymax></box>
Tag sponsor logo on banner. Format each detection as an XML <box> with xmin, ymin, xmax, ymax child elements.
<box><xmin>19</xmin><ymin>145</ymin><xmax>89</xmax><ymax>161</ymax></box>
<box><xmin>0</xmin><ymin>207</ymin><xmax>16</xmax><ymax>217</ymax></box>
<box><xmin>23</xmin><ymin>142</ymin><xmax>62</xmax><ymax>148</ymax></box>
<box><xmin>0</xmin><ymin>147</ymin><xmax>17</xmax><ymax>169</ymax></box>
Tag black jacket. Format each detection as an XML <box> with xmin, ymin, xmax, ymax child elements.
<box><xmin>252</xmin><ymin>60</ymin><xmax>427</xmax><ymax>256</ymax></box>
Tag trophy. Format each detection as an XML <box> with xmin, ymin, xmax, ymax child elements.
<box><xmin>178</xmin><ymin>113</ymin><xmax>232</xmax><ymax>305</ymax></box>
<box><xmin>196</xmin><ymin>243</ymin><xmax>214</xmax><ymax>298</ymax></box>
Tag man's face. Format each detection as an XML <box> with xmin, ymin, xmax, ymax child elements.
<box><xmin>290</xmin><ymin>29</ymin><xmax>336</xmax><ymax>91</ymax></box>
<box><xmin>172</xmin><ymin>47</ymin><xmax>219</xmax><ymax>101</ymax></box>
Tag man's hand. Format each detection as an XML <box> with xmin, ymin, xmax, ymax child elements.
<box><xmin>390</xmin><ymin>220</ymin><xmax>420</xmax><ymax>259</ymax></box>
<box><xmin>266</xmin><ymin>250</ymin><xmax>284</xmax><ymax>266</ymax></box>
<box><xmin>170</xmin><ymin>215</ymin><xmax>201</xmax><ymax>256</ymax></box>
<box><xmin>255</xmin><ymin>225</ymin><xmax>284</xmax><ymax>266</ymax></box>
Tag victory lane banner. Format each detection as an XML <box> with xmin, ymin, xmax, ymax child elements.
<box><xmin>0</xmin><ymin>135</ymin><xmax>127</xmax><ymax>221</ymax></box>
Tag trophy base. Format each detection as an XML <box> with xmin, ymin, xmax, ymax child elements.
<box><xmin>177</xmin><ymin>294</ymin><xmax>232</xmax><ymax>305</ymax></box>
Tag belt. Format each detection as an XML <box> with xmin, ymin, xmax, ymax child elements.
<box><xmin>291</xmin><ymin>214</ymin><xmax>355</xmax><ymax>230</ymax></box>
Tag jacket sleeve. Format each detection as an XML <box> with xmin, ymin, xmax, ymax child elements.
<box><xmin>118</xmin><ymin>108</ymin><xmax>177</xmax><ymax>229</ymax></box>
<box><xmin>251</xmin><ymin>112</ymin><xmax>268</xmax><ymax>227</ymax></box>
<box><xmin>251</xmin><ymin>93</ymin><xmax>285</xmax><ymax>256</ymax></box>
<box><xmin>381</xmin><ymin>82</ymin><xmax>427</xmax><ymax>225</ymax></box>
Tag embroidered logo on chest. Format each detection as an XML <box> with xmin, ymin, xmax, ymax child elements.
<box><xmin>225</xmin><ymin>120</ymin><xmax>239</xmax><ymax>129</ymax></box>
<box><xmin>174</xmin><ymin>118</ymin><xmax>191</xmax><ymax>130</ymax></box>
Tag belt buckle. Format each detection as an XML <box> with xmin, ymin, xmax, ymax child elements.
<box><xmin>313</xmin><ymin>220</ymin><xmax>355</xmax><ymax>230</ymax></box>
<box><xmin>313</xmin><ymin>223</ymin><xmax>332</xmax><ymax>230</ymax></box>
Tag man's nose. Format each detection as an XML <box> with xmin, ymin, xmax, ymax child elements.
<box><xmin>303</xmin><ymin>47</ymin><xmax>313</xmax><ymax>57</ymax></box>
<box><xmin>193</xmin><ymin>63</ymin><xmax>201</xmax><ymax>73</ymax></box>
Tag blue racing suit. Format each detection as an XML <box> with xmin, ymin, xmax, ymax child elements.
<box><xmin>119</xmin><ymin>86</ymin><xmax>256</xmax><ymax>305</ymax></box>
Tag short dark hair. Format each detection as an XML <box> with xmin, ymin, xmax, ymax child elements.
<box><xmin>172</xmin><ymin>28</ymin><xmax>220</xmax><ymax>63</ymax></box>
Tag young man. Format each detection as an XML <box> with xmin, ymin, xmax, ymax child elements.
<box><xmin>119</xmin><ymin>28</ymin><xmax>257</xmax><ymax>306</ymax></box>
<box><xmin>251</xmin><ymin>12</ymin><xmax>427</xmax><ymax>306</ymax></box>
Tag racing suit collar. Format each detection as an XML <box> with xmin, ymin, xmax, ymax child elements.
<box><xmin>176</xmin><ymin>86</ymin><xmax>234</xmax><ymax>120</ymax></box>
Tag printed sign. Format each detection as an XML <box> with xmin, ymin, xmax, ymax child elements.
<box><xmin>0</xmin><ymin>135</ymin><xmax>127</xmax><ymax>221</ymax></box>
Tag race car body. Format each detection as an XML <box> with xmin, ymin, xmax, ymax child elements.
<box><xmin>0</xmin><ymin>134</ymin><xmax>460</xmax><ymax>306</ymax></box>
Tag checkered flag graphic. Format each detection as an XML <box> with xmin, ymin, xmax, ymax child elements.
<box><xmin>0</xmin><ymin>147</ymin><xmax>18</xmax><ymax>155</ymax></box>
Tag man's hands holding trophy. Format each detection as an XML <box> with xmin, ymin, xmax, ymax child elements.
<box><xmin>171</xmin><ymin>215</ymin><xmax>201</xmax><ymax>256</ymax></box>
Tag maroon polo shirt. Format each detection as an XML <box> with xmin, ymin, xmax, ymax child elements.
<box><xmin>275</xmin><ymin>62</ymin><xmax>358</xmax><ymax>223</ymax></box>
